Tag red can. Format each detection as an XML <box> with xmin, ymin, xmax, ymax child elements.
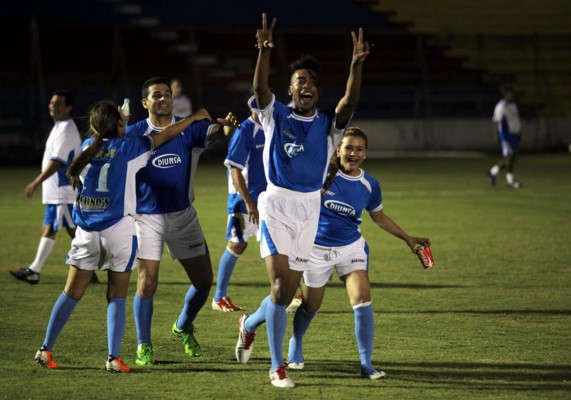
<box><xmin>416</xmin><ymin>245</ymin><xmax>435</xmax><ymax>269</ymax></box>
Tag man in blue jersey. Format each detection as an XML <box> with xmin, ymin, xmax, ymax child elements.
<box><xmin>285</xmin><ymin>127</ymin><xmax>430</xmax><ymax>380</ymax></box>
<box><xmin>487</xmin><ymin>84</ymin><xmax>522</xmax><ymax>189</ymax></box>
<box><xmin>127</xmin><ymin>77</ymin><xmax>238</xmax><ymax>366</ymax></box>
<box><xmin>213</xmin><ymin>109</ymin><xmax>266</xmax><ymax>312</ymax></box>
<box><xmin>234</xmin><ymin>13</ymin><xmax>372</xmax><ymax>388</ymax></box>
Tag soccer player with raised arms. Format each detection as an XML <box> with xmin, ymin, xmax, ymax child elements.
<box><xmin>234</xmin><ymin>13</ymin><xmax>371</xmax><ymax>388</ymax></box>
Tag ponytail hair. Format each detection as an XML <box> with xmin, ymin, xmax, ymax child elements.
<box><xmin>321</xmin><ymin>127</ymin><xmax>368</xmax><ymax>194</ymax></box>
<box><xmin>67</xmin><ymin>100</ymin><xmax>121</xmax><ymax>189</ymax></box>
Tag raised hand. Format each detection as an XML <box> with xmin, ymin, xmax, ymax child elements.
<box><xmin>217</xmin><ymin>112</ymin><xmax>241</xmax><ymax>136</ymax></box>
<box><xmin>256</xmin><ymin>12</ymin><xmax>277</xmax><ymax>50</ymax></box>
<box><xmin>351</xmin><ymin>28</ymin><xmax>372</xmax><ymax>64</ymax></box>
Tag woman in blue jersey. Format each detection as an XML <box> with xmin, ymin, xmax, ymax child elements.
<box><xmin>34</xmin><ymin>100</ymin><xmax>215</xmax><ymax>373</ymax></box>
<box><xmin>285</xmin><ymin>127</ymin><xmax>430</xmax><ymax>379</ymax></box>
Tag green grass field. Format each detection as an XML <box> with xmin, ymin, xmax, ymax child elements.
<box><xmin>0</xmin><ymin>154</ymin><xmax>569</xmax><ymax>399</ymax></box>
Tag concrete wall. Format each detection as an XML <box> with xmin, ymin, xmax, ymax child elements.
<box><xmin>353</xmin><ymin>117</ymin><xmax>571</xmax><ymax>157</ymax></box>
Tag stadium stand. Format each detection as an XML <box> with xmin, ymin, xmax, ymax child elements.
<box><xmin>1</xmin><ymin>0</ymin><xmax>570</xmax><ymax>162</ymax></box>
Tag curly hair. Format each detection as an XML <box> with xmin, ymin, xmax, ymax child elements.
<box><xmin>289</xmin><ymin>54</ymin><xmax>321</xmax><ymax>76</ymax></box>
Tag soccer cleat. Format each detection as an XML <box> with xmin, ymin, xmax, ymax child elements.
<box><xmin>235</xmin><ymin>314</ymin><xmax>256</xmax><ymax>363</ymax></box>
<box><xmin>508</xmin><ymin>181</ymin><xmax>522</xmax><ymax>189</ymax></box>
<box><xmin>172</xmin><ymin>321</ymin><xmax>202</xmax><ymax>357</ymax></box>
<box><xmin>362</xmin><ymin>368</ymin><xmax>387</xmax><ymax>380</ymax></box>
<box><xmin>10</xmin><ymin>268</ymin><xmax>40</xmax><ymax>285</ymax></box>
<box><xmin>135</xmin><ymin>343</ymin><xmax>154</xmax><ymax>366</ymax></box>
<box><xmin>35</xmin><ymin>348</ymin><xmax>59</xmax><ymax>369</ymax></box>
<box><xmin>286</xmin><ymin>293</ymin><xmax>302</xmax><ymax>313</ymax></box>
<box><xmin>212</xmin><ymin>296</ymin><xmax>243</xmax><ymax>312</ymax></box>
<box><xmin>269</xmin><ymin>365</ymin><xmax>295</xmax><ymax>388</ymax></box>
<box><xmin>106</xmin><ymin>357</ymin><xmax>131</xmax><ymax>373</ymax></box>
<box><xmin>286</xmin><ymin>361</ymin><xmax>305</xmax><ymax>370</ymax></box>
<box><xmin>487</xmin><ymin>171</ymin><xmax>496</xmax><ymax>187</ymax></box>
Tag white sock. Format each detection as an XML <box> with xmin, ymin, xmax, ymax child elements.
<box><xmin>29</xmin><ymin>237</ymin><xmax>56</xmax><ymax>273</ymax></box>
<box><xmin>506</xmin><ymin>173</ymin><xmax>515</xmax><ymax>185</ymax></box>
<box><xmin>490</xmin><ymin>165</ymin><xmax>500</xmax><ymax>176</ymax></box>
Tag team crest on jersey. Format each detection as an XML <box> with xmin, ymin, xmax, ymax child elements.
<box><xmin>284</xmin><ymin>143</ymin><xmax>304</xmax><ymax>158</ymax></box>
<box><xmin>152</xmin><ymin>153</ymin><xmax>182</xmax><ymax>168</ymax></box>
<box><xmin>324</xmin><ymin>200</ymin><xmax>356</xmax><ymax>216</ymax></box>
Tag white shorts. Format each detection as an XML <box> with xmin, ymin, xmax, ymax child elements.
<box><xmin>225</xmin><ymin>213</ymin><xmax>260</xmax><ymax>243</ymax></box>
<box><xmin>135</xmin><ymin>206</ymin><xmax>207</xmax><ymax>261</ymax></box>
<box><xmin>302</xmin><ymin>236</ymin><xmax>369</xmax><ymax>288</ymax></box>
<box><xmin>258</xmin><ymin>185</ymin><xmax>321</xmax><ymax>271</ymax></box>
<box><xmin>66</xmin><ymin>215</ymin><xmax>137</xmax><ymax>272</ymax></box>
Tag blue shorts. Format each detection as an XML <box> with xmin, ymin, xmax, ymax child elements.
<box><xmin>43</xmin><ymin>204</ymin><xmax>75</xmax><ymax>232</ymax></box>
<box><xmin>499</xmin><ymin>132</ymin><xmax>520</xmax><ymax>157</ymax></box>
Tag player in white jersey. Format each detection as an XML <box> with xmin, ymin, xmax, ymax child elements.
<box><xmin>487</xmin><ymin>84</ymin><xmax>522</xmax><ymax>188</ymax></box>
<box><xmin>234</xmin><ymin>13</ymin><xmax>372</xmax><ymax>388</ymax></box>
<box><xmin>34</xmin><ymin>100</ymin><xmax>214</xmax><ymax>373</ymax></box>
<box><xmin>9</xmin><ymin>91</ymin><xmax>90</xmax><ymax>284</ymax></box>
<box><xmin>213</xmin><ymin>109</ymin><xmax>266</xmax><ymax>312</ymax></box>
<box><xmin>128</xmin><ymin>77</ymin><xmax>239</xmax><ymax>366</ymax></box>
<box><xmin>284</xmin><ymin>127</ymin><xmax>430</xmax><ymax>380</ymax></box>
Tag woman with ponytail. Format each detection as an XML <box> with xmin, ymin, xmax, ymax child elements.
<box><xmin>286</xmin><ymin>127</ymin><xmax>431</xmax><ymax>380</ymax></box>
<box><xmin>34</xmin><ymin>100</ymin><xmax>232</xmax><ymax>373</ymax></box>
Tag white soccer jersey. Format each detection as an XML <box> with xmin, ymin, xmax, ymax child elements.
<box><xmin>492</xmin><ymin>99</ymin><xmax>521</xmax><ymax>134</ymax></box>
<box><xmin>41</xmin><ymin>119</ymin><xmax>82</xmax><ymax>204</ymax></box>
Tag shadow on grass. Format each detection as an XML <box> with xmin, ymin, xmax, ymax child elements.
<box><xmin>296</xmin><ymin>359</ymin><xmax>571</xmax><ymax>391</ymax></box>
<box><xmin>319</xmin><ymin>309</ymin><xmax>571</xmax><ymax>315</ymax></box>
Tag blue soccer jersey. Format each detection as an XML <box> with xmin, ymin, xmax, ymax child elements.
<box><xmin>127</xmin><ymin>117</ymin><xmax>213</xmax><ymax>214</ymax></box>
<box><xmin>73</xmin><ymin>135</ymin><xmax>153</xmax><ymax>232</ymax></box>
<box><xmin>224</xmin><ymin>116</ymin><xmax>267</xmax><ymax>214</ymax></box>
<box><xmin>316</xmin><ymin>169</ymin><xmax>383</xmax><ymax>247</ymax></box>
<box><xmin>248</xmin><ymin>95</ymin><xmax>347</xmax><ymax>193</ymax></box>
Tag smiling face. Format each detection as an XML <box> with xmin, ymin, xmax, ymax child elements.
<box><xmin>288</xmin><ymin>69</ymin><xmax>319</xmax><ymax>115</ymax></box>
<box><xmin>142</xmin><ymin>83</ymin><xmax>173</xmax><ymax>118</ymax></box>
<box><xmin>48</xmin><ymin>95</ymin><xmax>72</xmax><ymax>122</ymax></box>
<box><xmin>337</xmin><ymin>135</ymin><xmax>367</xmax><ymax>176</ymax></box>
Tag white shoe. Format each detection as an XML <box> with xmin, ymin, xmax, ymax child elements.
<box><xmin>362</xmin><ymin>369</ymin><xmax>387</xmax><ymax>380</ymax></box>
<box><xmin>287</xmin><ymin>361</ymin><xmax>304</xmax><ymax>370</ymax></box>
<box><xmin>286</xmin><ymin>293</ymin><xmax>302</xmax><ymax>313</ymax></box>
<box><xmin>269</xmin><ymin>365</ymin><xmax>295</xmax><ymax>388</ymax></box>
<box><xmin>235</xmin><ymin>314</ymin><xmax>255</xmax><ymax>363</ymax></box>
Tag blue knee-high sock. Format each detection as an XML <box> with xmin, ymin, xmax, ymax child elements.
<box><xmin>133</xmin><ymin>294</ymin><xmax>153</xmax><ymax>345</ymax></box>
<box><xmin>176</xmin><ymin>285</ymin><xmax>209</xmax><ymax>330</ymax></box>
<box><xmin>107</xmin><ymin>298</ymin><xmax>126</xmax><ymax>359</ymax></box>
<box><xmin>287</xmin><ymin>306</ymin><xmax>316</xmax><ymax>363</ymax></box>
<box><xmin>215</xmin><ymin>249</ymin><xmax>239</xmax><ymax>301</ymax></box>
<box><xmin>266</xmin><ymin>300</ymin><xmax>287</xmax><ymax>370</ymax></box>
<box><xmin>244</xmin><ymin>295</ymin><xmax>271</xmax><ymax>333</ymax></box>
<box><xmin>43</xmin><ymin>292</ymin><xmax>78</xmax><ymax>350</ymax></box>
<box><xmin>354</xmin><ymin>302</ymin><xmax>375</xmax><ymax>374</ymax></box>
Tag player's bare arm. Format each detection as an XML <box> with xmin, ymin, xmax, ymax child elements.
<box><xmin>253</xmin><ymin>13</ymin><xmax>276</xmax><ymax>110</ymax></box>
<box><xmin>335</xmin><ymin>27</ymin><xmax>372</xmax><ymax>128</ymax></box>
<box><xmin>25</xmin><ymin>160</ymin><xmax>63</xmax><ymax>198</ymax></box>
<box><xmin>369</xmin><ymin>209</ymin><xmax>430</xmax><ymax>253</ymax></box>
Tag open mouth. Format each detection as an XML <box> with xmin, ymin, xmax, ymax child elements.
<box><xmin>300</xmin><ymin>93</ymin><xmax>313</xmax><ymax>105</ymax></box>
